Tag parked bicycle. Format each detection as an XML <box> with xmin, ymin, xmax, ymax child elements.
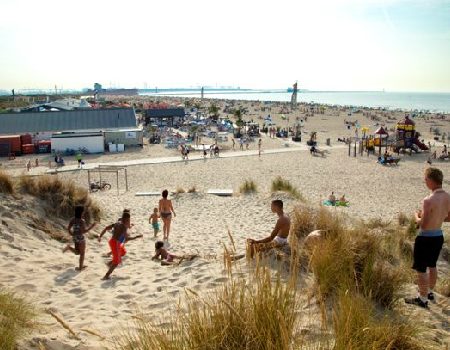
<box><xmin>89</xmin><ymin>181</ymin><xmax>111</xmax><ymax>192</ymax></box>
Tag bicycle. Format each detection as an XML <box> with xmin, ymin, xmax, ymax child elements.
<box><xmin>89</xmin><ymin>181</ymin><xmax>112</xmax><ymax>192</ymax></box>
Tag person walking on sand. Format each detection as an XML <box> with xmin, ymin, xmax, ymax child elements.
<box><xmin>76</xmin><ymin>153</ymin><xmax>82</xmax><ymax>168</ymax></box>
<box><xmin>149</xmin><ymin>207</ymin><xmax>160</xmax><ymax>237</ymax></box>
<box><xmin>247</xmin><ymin>200</ymin><xmax>291</xmax><ymax>258</ymax></box>
<box><xmin>159</xmin><ymin>189</ymin><xmax>176</xmax><ymax>240</ymax></box>
<box><xmin>63</xmin><ymin>206</ymin><xmax>96</xmax><ymax>271</ymax></box>
<box><xmin>232</xmin><ymin>138</ymin><xmax>235</xmax><ymax>150</ymax></box>
<box><xmin>102</xmin><ymin>211</ymin><xmax>142</xmax><ymax>280</ymax></box>
<box><xmin>405</xmin><ymin>168</ymin><xmax>450</xmax><ymax>308</ymax></box>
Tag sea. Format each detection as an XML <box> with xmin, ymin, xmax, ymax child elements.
<box><xmin>139</xmin><ymin>90</ymin><xmax>450</xmax><ymax>113</ymax></box>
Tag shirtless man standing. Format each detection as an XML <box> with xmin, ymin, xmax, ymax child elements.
<box><xmin>247</xmin><ymin>200</ymin><xmax>291</xmax><ymax>258</ymax></box>
<box><xmin>405</xmin><ymin>168</ymin><xmax>450</xmax><ymax>308</ymax></box>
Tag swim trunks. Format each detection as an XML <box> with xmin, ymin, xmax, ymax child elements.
<box><xmin>109</xmin><ymin>238</ymin><xmax>126</xmax><ymax>265</ymax></box>
<box><xmin>412</xmin><ymin>230</ymin><xmax>444</xmax><ymax>273</ymax></box>
<box><xmin>152</xmin><ymin>222</ymin><xmax>160</xmax><ymax>231</ymax></box>
<box><xmin>274</xmin><ymin>236</ymin><xmax>289</xmax><ymax>245</ymax></box>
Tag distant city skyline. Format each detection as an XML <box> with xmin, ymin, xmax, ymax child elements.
<box><xmin>0</xmin><ymin>0</ymin><xmax>449</xmax><ymax>92</ymax></box>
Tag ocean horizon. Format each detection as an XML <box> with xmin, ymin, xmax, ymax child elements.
<box><xmin>140</xmin><ymin>89</ymin><xmax>450</xmax><ymax>113</ymax></box>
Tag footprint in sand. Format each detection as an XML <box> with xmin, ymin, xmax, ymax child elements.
<box><xmin>117</xmin><ymin>293</ymin><xmax>135</xmax><ymax>300</ymax></box>
<box><xmin>68</xmin><ymin>287</ymin><xmax>84</xmax><ymax>295</ymax></box>
<box><xmin>15</xmin><ymin>284</ymin><xmax>36</xmax><ymax>292</ymax></box>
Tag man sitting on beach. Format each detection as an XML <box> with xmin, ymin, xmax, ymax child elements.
<box><xmin>247</xmin><ymin>200</ymin><xmax>291</xmax><ymax>258</ymax></box>
<box><xmin>405</xmin><ymin>168</ymin><xmax>450</xmax><ymax>308</ymax></box>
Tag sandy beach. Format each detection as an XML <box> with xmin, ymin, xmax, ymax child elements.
<box><xmin>1</xmin><ymin>98</ymin><xmax>449</xmax><ymax>349</ymax></box>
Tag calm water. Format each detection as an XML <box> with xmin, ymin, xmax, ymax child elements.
<box><xmin>140</xmin><ymin>90</ymin><xmax>450</xmax><ymax>113</ymax></box>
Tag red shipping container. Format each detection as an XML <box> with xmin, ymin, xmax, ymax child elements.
<box><xmin>21</xmin><ymin>144</ymin><xmax>35</xmax><ymax>154</ymax></box>
<box><xmin>20</xmin><ymin>134</ymin><xmax>32</xmax><ymax>145</ymax></box>
<box><xmin>0</xmin><ymin>135</ymin><xmax>22</xmax><ymax>154</ymax></box>
<box><xmin>37</xmin><ymin>140</ymin><xmax>51</xmax><ymax>153</ymax></box>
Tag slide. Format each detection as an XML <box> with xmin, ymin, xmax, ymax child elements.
<box><xmin>413</xmin><ymin>138</ymin><xmax>429</xmax><ymax>151</ymax></box>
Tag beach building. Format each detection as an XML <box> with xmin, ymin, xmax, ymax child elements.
<box><xmin>51</xmin><ymin>132</ymin><xmax>105</xmax><ymax>154</ymax></box>
<box><xmin>0</xmin><ymin>108</ymin><xmax>137</xmax><ymax>155</ymax></box>
<box><xmin>104</xmin><ymin>128</ymin><xmax>144</xmax><ymax>147</ymax></box>
<box><xmin>0</xmin><ymin>108</ymin><xmax>137</xmax><ymax>136</ymax></box>
<box><xmin>144</xmin><ymin>108</ymin><xmax>186</xmax><ymax>127</ymax></box>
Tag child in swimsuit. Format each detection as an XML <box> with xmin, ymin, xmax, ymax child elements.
<box><xmin>149</xmin><ymin>208</ymin><xmax>160</xmax><ymax>237</ymax></box>
<box><xmin>152</xmin><ymin>241</ymin><xmax>179</xmax><ymax>265</ymax></box>
<box><xmin>63</xmin><ymin>206</ymin><xmax>96</xmax><ymax>271</ymax></box>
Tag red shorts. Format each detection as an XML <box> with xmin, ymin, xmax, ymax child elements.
<box><xmin>109</xmin><ymin>238</ymin><xmax>126</xmax><ymax>265</ymax></box>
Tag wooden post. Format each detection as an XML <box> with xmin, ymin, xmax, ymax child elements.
<box><xmin>354</xmin><ymin>140</ymin><xmax>357</xmax><ymax>157</ymax></box>
<box><xmin>348</xmin><ymin>142</ymin><xmax>351</xmax><ymax>156</ymax></box>
<box><xmin>116</xmin><ymin>170</ymin><xmax>119</xmax><ymax>196</ymax></box>
<box><xmin>87</xmin><ymin>170</ymin><xmax>91</xmax><ymax>191</ymax></box>
<box><xmin>125</xmin><ymin>168</ymin><xmax>128</xmax><ymax>192</ymax></box>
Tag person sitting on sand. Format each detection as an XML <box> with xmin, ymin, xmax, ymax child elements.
<box><xmin>159</xmin><ymin>190</ymin><xmax>176</xmax><ymax>240</ymax></box>
<box><xmin>152</xmin><ymin>241</ymin><xmax>180</xmax><ymax>265</ymax></box>
<box><xmin>339</xmin><ymin>194</ymin><xmax>348</xmax><ymax>204</ymax></box>
<box><xmin>149</xmin><ymin>207</ymin><xmax>160</xmax><ymax>237</ymax></box>
<box><xmin>247</xmin><ymin>200</ymin><xmax>291</xmax><ymax>259</ymax></box>
<box><xmin>328</xmin><ymin>192</ymin><xmax>336</xmax><ymax>205</ymax></box>
<box><xmin>63</xmin><ymin>206</ymin><xmax>96</xmax><ymax>271</ymax></box>
<box><xmin>102</xmin><ymin>211</ymin><xmax>143</xmax><ymax>280</ymax></box>
<box><xmin>439</xmin><ymin>145</ymin><xmax>448</xmax><ymax>160</ymax></box>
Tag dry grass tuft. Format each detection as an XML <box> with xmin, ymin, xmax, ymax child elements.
<box><xmin>18</xmin><ymin>175</ymin><xmax>101</xmax><ymax>223</ymax></box>
<box><xmin>187</xmin><ymin>186</ymin><xmax>197</xmax><ymax>193</ymax></box>
<box><xmin>271</xmin><ymin>176</ymin><xmax>304</xmax><ymax>201</ymax></box>
<box><xmin>0</xmin><ymin>290</ymin><xmax>36</xmax><ymax>350</ymax></box>
<box><xmin>290</xmin><ymin>205</ymin><xmax>345</xmax><ymax>240</ymax></box>
<box><xmin>239</xmin><ymin>179</ymin><xmax>257</xmax><ymax>194</ymax></box>
<box><xmin>119</xmin><ymin>269</ymin><xmax>298</xmax><ymax>350</ymax></box>
<box><xmin>397</xmin><ymin>212</ymin><xmax>411</xmax><ymax>226</ymax></box>
<box><xmin>333</xmin><ymin>292</ymin><xmax>425</xmax><ymax>350</ymax></box>
<box><xmin>0</xmin><ymin>171</ymin><xmax>14</xmax><ymax>194</ymax></box>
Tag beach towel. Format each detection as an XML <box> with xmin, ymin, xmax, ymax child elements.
<box><xmin>322</xmin><ymin>200</ymin><xmax>349</xmax><ymax>207</ymax></box>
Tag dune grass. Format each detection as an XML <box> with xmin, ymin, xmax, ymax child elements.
<box><xmin>333</xmin><ymin>292</ymin><xmax>425</xmax><ymax>350</ymax></box>
<box><xmin>0</xmin><ymin>290</ymin><xmax>36</xmax><ymax>350</ymax></box>
<box><xmin>0</xmin><ymin>171</ymin><xmax>14</xmax><ymax>194</ymax></box>
<box><xmin>187</xmin><ymin>186</ymin><xmax>197</xmax><ymax>193</ymax></box>
<box><xmin>1</xmin><ymin>173</ymin><xmax>101</xmax><ymax>224</ymax></box>
<box><xmin>18</xmin><ymin>175</ymin><xmax>101</xmax><ymax>223</ymax></box>
<box><xmin>271</xmin><ymin>176</ymin><xmax>304</xmax><ymax>201</ymax></box>
<box><xmin>119</xmin><ymin>269</ymin><xmax>299</xmax><ymax>350</ymax></box>
<box><xmin>239</xmin><ymin>179</ymin><xmax>257</xmax><ymax>194</ymax></box>
<box><xmin>175</xmin><ymin>187</ymin><xmax>186</xmax><ymax>194</ymax></box>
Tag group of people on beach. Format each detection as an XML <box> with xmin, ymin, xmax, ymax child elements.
<box><xmin>62</xmin><ymin>167</ymin><xmax>449</xmax><ymax>310</ymax></box>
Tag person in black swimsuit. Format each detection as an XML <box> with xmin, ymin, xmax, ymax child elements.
<box><xmin>63</xmin><ymin>206</ymin><xmax>96</xmax><ymax>271</ymax></box>
<box><xmin>159</xmin><ymin>190</ymin><xmax>176</xmax><ymax>240</ymax></box>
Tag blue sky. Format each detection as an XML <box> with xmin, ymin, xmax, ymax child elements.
<box><xmin>0</xmin><ymin>0</ymin><xmax>449</xmax><ymax>92</ymax></box>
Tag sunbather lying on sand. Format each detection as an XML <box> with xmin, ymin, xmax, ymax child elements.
<box><xmin>152</xmin><ymin>241</ymin><xmax>198</xmax><ymax>266</ymax></box>
<box><xmin>247</xmin><ymin>200</ymin><xmax>291</xmax><ymax>258</ymax></box>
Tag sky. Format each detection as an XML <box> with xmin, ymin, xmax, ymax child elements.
<box><xmin>0</xmin><ymin>0</ymin><xmax>449</xmax><ymax>92</ymax></box>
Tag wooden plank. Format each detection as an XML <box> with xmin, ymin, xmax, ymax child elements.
<box><xmin>135</xmin><ymin>191</ymin><xmax>161</xmax><ymax>196</ymax></box>
<box><xmin>207</xmin><ymin>189</ymin><xmax>233</xmax><ymax>196</ymax></box>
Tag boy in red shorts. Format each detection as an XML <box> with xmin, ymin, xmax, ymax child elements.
<box><xmin>101</xmin><ymin>211</ymin><xmax>142</xmax><ymax>280</ymax></box>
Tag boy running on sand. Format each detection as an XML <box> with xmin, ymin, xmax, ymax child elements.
<box><xmin>63</xmin><ymin>206</ymin><xmax>96</xmax><ymax>271</ymax></box>
<box><xmin>149</xmin><ymin>208</ymin><xmax>160</xmax><ymax>237</ymax></box>
<box><xmin>101</xmin><ymin>211</ymin><xmax>143</xmax><ymax>280</ymax></box>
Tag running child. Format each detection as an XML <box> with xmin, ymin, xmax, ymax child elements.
<box><xmin>102</xmin><ymin>211</ymin><xmax>143</xmax><ymax>280</ymax></box>
<box><xmin>63</xmin><ymin>206</ymin><xmax>96</xmax><ymax>271</ymax></box>
<box><xmin>149</xmin><ymin>208</ymin><xmax>160</xmax><ymax>237</ymax></box>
